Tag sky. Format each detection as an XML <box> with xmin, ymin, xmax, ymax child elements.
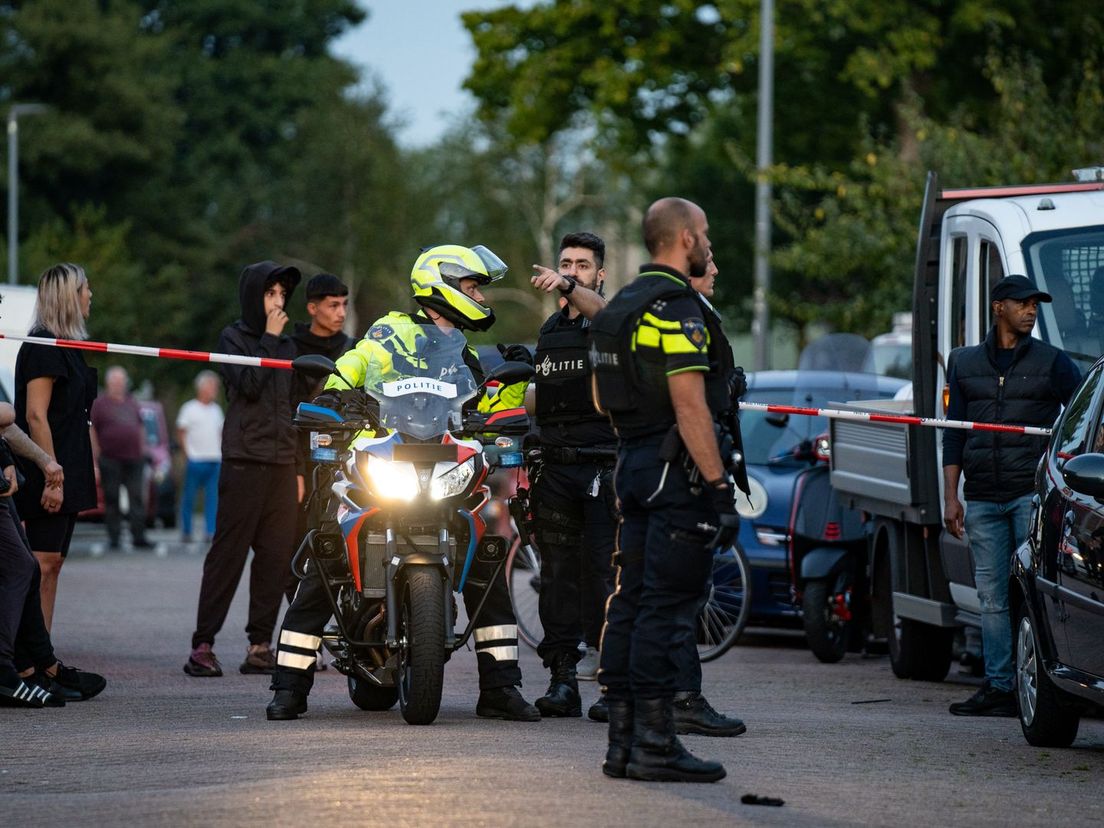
<box><xmin>332</xmin><ymin>1</ymin><xmax>536</xmax><ymax>148</ymax></box>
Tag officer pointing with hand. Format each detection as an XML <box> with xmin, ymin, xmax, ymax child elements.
<box><xmin>524</xmin><ymin>232</ymin><xmax>618</xmax><ymax>719</ymax></box>
<box><xmin>589</xmin><ymin>197</ymin><xmax>744</xmax><ymax>783</ymax></box>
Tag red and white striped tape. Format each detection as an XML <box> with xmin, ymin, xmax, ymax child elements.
<box><xmin>737</xmin><ymin>402</ymin><xmax>1052</xmax><ymax>437</ymax></box>
<box><xmin>0</xmin><ymin>332</ymin><xmax>1054</xmax><ymax>436</ymax></box>
<box><xmin>0</xmin><ymin>332</ymin><xmax>292</xmax><ymax>371</ymax></box>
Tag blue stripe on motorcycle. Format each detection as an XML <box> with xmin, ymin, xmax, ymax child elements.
<box><xmin>456</xmin><ymin>510</ymin><xmax>478</xmax><ymax>592</ymax></box>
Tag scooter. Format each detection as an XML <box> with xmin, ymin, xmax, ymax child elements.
<box><xmin>786</xmin><ymin>435</ymin><xmax>870</xmax><ymax>663</ymax></box>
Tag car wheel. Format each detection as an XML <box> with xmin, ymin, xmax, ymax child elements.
<box><xmin>1015</xmin><ymin>602</ymin><xmax>1080</xmax><ymax>747</ymax></box>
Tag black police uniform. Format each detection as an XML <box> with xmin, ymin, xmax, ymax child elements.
<box><xmin>531</xmin><ymin>308</ymin><xmax>617</xmax><ymax>670</ymax></box>
<box><xmin>591</xmin><ymin>265</ymin><xmax>735</xmax><ymax>703</ymax></box>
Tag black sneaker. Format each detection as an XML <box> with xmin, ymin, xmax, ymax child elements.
<box><xmin>476</xmin><ymin>686</ymin><xmax>540</xmax><ymax>721</ymax></box>
<box><xmin>0</xmin><ymin>675</ymin><xmax>65</xmax><ymax>708</ymax></box>
<box><xmin>949</xmin><ymin>683</ymin><xmax>1016</xmax><ymax>717</ymax></box>
<box><xmin>34</xmin><ymin>661</ymin><xmax>106</xmax><ymax>702</ymax></box>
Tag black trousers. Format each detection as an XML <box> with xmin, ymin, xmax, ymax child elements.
<box><xmin>273</xmin><ymin>542</ymin><xmax>522</xmax><ymax>696</ymax></box>
<box><xmin>0</xmin><ymin>499</ymin><xmax>54</xmax><ymax>674</ymax></box>
<box><xmin>599</xmin><ymin>440</ymin><xmax>715</xmax><ymax>701</ymax></box>
<box><xmin>191</xmin><ymin>461</ymin><xmax>298</xmax><ymax>649</ymax></box>
<box><xmin>531</xmin><ymin>461</ymin><xmax>616</xmax><ymax>667</ymax></box>
<box><xmin>99</xmin><ymin>456</ymin><xmax>148</xmax><ymax>546</ymax></box>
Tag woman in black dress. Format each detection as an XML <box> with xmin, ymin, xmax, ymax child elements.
<box><xmin>14</xmin><ymin>263</ymin><xmax>98</xmax><ymax>630</ymax></box>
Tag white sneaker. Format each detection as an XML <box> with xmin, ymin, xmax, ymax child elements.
<box><xmin>576</xmin><ymin>646</ymin><xmax>600</xmax><ymax>681</ymax></box>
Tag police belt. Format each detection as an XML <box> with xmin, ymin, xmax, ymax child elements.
<box><xmin>535</xmin><ymin>446</ymin><xmax>617</xmax><ymax>465</ymax></box>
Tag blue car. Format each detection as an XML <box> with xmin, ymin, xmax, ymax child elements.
<box><xmin>737</xmin><ymin>370</ymin><xmax>909</xmax><ymax>625</ymax></box>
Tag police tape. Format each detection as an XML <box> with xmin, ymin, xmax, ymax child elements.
<box><xmin>0</xmin><ymin>331</ymin><xmax>1054</xmax><ymax>436</ymax></box>
<box><xmin>736</xmin><ymin>402</ymin><xmax>1052</xmax><ymax>437</ymax></box>
<box><xmin>0</xmin><ymin>332</ymin><xmax>293</xmax><ymax>371</ymax></box>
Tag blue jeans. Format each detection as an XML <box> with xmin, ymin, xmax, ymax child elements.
<box><xmin>964</xmin><ymin>494</ymin><xmax>1033</xmax><ymax>691</ymax></box>
<box><xmin>180</xmin><ymin>460</ymin><xmax>220</xmax><ymax>538</ymax></box>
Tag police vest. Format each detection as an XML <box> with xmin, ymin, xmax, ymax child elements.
<box><xmin>533</xmin><ymin>312</ymin><xmax>606</xmax><ymax>427</ymax></box>
<box><xmin>589</xmin><ymin>273</ymin><xmax>733</xmax><ymax>438</ymax></box>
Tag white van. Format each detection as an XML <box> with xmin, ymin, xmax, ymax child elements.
<box><xmin>0</xmin><ymin>284</ymin><xmax>40</xmax><ymax>403</ymax></box>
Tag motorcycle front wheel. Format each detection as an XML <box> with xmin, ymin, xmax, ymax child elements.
<box><xmin>397</xmin><ymin>567</ymin><xmax>446</xmax><ymax>725</ymax></box>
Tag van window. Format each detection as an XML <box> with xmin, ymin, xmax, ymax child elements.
<box><xmin>979</xmin><ymin>239</ymin><xmax>1005</xmax><ymax>332</ymax></box>
<box><xmin>1023</xmin><ymin>225</ymin><xmax>1104</xmax><ymax>372</ymax></box>
<box><xmin>949</xmin><ymin>236</ymin><xmax>968</xmax><ymax>349</ymax></box>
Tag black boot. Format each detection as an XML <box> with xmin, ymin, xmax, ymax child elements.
<box><xmin>673</xmin><ymin>690</ymin><xmax>746</xmax><ymax>737</ymax></box>
<box><xmin>588</xmin><ymin>695</ymin><xmax>609</xmax><ymax>722</ymax></box>
<box><xmin>535</xmin><ymin>652</ymin><xmax>581</xmax><ymax>718</ymax></box>
<box><xmin>266</xmin><ymin>689</ymin><xmax>308</xmax><ymax>721</ymax></box>
<box><xmin>602</xmin><ymin>698</ymin><xmax>634</xmax><ymax>778</ymax></box>
<box><xmin>625</xmin><ymin>697</ymin><xmax>726</xmax><ymax>783</ymax></box>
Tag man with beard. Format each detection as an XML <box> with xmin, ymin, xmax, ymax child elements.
<box><xmin>588</xmin><ymin>198</ymin><xmax>739</xmax><ymax>783</ymax></box>
<box><xmin>525</xmin><ymin>232</ymin><xmax>616</xmax><ymax>718</ymax></box>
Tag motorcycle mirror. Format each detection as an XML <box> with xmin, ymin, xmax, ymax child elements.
<box><xmin>292</xmin><ymin>354</ymin><xmax>356</xmax><ymax>389</ymax></box>
<box><xmin>292</xmin><ymin>354</ymin><xmax>336</xmax><ymax>378</ymax></box>
<box><xmin>484</xmin><ymin>360</ymin><xmax>535</xmax><ymax>387</ymax></box>
<box><xmin>765</xmin><ymin>412</ymin><xmax>789</xmax><ymax>428</ymax></box>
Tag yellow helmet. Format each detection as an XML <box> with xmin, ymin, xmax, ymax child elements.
<box><xmin>410</xmin><ymin>244</ymin><xmax>507</xmax><ymax>331</ymax></box>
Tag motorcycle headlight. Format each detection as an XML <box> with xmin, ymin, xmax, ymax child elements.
<box><xmin>362</xmin><ymin>455</ymin><xmax>419</xmax><ymax>502</ymax></box>
<box><xmin>430</xmin><ymin>457</ymin><xmax>476</xmax><ymax>500</ymax></box>
<box><xmin>735</xmin><ymin>476</ymin><xmax>768</xmax><ymax>520</ymax></box>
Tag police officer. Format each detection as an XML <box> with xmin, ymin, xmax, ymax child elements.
<box><xmin>266</xmin><ymin>244</ymin><xmax>540</xmax><ymax>723</ymax></box>
<box><xmin>589</xmin><ymin>198</ymin><xmax>742</xmax><ymax>783</ymax></box>
<box><xmin>526</xmin><ymin>232</ymin><xmax>616</xmax><ymax>717</ymax></box>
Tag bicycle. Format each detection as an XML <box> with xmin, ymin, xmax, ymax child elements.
<box><xmin>505</xmin><ymin>485</ymin><xmax>750</xmax><ymax>660</ymax></box>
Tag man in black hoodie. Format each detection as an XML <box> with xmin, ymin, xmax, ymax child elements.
<box><xmin>185</xmin><ymin>261</ymin><xmax>301</xmax><ymax>678</ymax></box>
<box><xmin>287</xmin><ymin>273</ymin><xmax>352</xmax><ymax>600</ymax></box>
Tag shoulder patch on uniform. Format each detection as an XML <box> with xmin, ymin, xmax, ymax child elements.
<box><xmin>681</xmin><ymin>318</ymin><xmax>707</xmax><ymax>348</ymax></box>
<box><xmin>369</xmin><ymin>324</ymin><xmax>393</xmax><ymax>340</ymax></box>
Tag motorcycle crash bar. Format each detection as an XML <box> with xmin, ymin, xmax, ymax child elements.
<box><xmin>0</xmin><ymin>332</ymin><xmax>293</xmax><ymax>371</ymax></box>
<box><xmin>737</xmin><ymin>401</ymin><xmax>1052</xmax><ymax>437</ymax></box>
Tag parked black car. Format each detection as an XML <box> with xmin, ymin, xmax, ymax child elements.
<box><xmin>1012</xmin><ymin>355</ymin><xmax>1104</xmax><ymax>747</ymax></box>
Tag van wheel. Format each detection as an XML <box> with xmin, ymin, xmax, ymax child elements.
<box><xmin>873</xmin><ymin>548</ymin><xmax>952</xmax><ymax>681</ymax></box>
<box><xmin>1015</xmin><ymin>603</ymin><xmax>1079</xmax><ymax>747</ymax></box>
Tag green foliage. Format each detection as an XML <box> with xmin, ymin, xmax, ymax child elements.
<box><xmin>772</xmin><ymin>53</ymin><xmax>1104</xmax><ymax>337</ymax></box>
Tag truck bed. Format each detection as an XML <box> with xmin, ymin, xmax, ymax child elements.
<box><xmin>828</xmin><ymin>400</ymin><xmax>941</xmax><ymax>525</ymax></box>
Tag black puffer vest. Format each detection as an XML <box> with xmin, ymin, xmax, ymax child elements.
<box><xmin>954</xmin><ymin>330</ymin><xmax>1063</xmax><ymax>501</ymax></box>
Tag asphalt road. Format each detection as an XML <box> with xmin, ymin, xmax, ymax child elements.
<box><xmin>1</xmin><ymin>524</ymin><xmax>1101</xmax><ymax>826</ymax></box>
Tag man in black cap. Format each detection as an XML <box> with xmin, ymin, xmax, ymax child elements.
<box><xmin>943</xmin><ymin>274</ymin><xmax>1080</xmax><ymax>716</ymax></box>
<box><xmin>185</xmin><ymin>261</ymin><xmax>302</xmax><ymax>678</ymax></box>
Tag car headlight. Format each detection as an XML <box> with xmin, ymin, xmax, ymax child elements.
<box><xmin>363</xmin><ymin>455</ymin><xmax>419</xmax><ymax>502</ymax></box>
<box><xmin>430</xmin><ymin>457</ymin><xmax>476</xmax><ymax>500</ymax></box>
<box><xmin>735</xmin><ymin>476</ymin><xmax>768</xmax><ymax>520</ymax></box>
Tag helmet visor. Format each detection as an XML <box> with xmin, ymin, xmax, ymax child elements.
<box><xmin>471</xmin><ymin>245</ymin><xmax>508</xmax><ymax>283</ymax></box>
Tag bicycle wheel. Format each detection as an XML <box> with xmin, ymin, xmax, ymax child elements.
<box><xmin>697</xmin><ymin>542</ymin><xmax>750</xmax><ymax>662</ymax></box>
<box><xmin>505</xmin><ymin>535</ymin><xmax>543</xmax><ymax>649</ymax></box>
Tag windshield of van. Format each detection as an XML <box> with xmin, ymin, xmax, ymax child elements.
<box><xmin>1024</xmin><ymin>225</ymin><xmax>1104</xmax><ymax>373</ymax></box>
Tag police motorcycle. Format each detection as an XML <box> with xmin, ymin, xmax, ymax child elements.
<box><xmin>290</xmin><ymin>334</ymin><xmax>532</xmax><ymax>725</ymax></box>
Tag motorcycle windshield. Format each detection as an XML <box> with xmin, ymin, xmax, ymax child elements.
<box><xmin>362</xmin><ymin>323</ymin><xmax>479</xmax><ymax>440</ymax></box>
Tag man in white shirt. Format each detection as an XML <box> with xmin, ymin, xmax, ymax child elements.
<box><xmin>176</xmin><ymin>371</ymin><xmax>224</xmax><ymax>543</ymax></box>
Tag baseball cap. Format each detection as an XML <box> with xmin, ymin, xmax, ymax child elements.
<box><xmin>990</xmin><ymin>274</ymin><xmax>1052</xmax><ymax>303</ymax></box>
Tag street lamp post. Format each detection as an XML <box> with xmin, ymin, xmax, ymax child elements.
<box><xmin>7</xmin><ymin>103</ymin><xmax>50</xmax><ymax>285</ymax></box>
<box><xmin>752</xmin><ymin>0</ymin><xmax>774</xmax><ymax>370</ymax></box>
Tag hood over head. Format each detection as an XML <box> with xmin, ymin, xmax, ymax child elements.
<box><xmin>238</xmin><ymin>260</ymin><xmax>301</xmax><ymax>335</ymax></box>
